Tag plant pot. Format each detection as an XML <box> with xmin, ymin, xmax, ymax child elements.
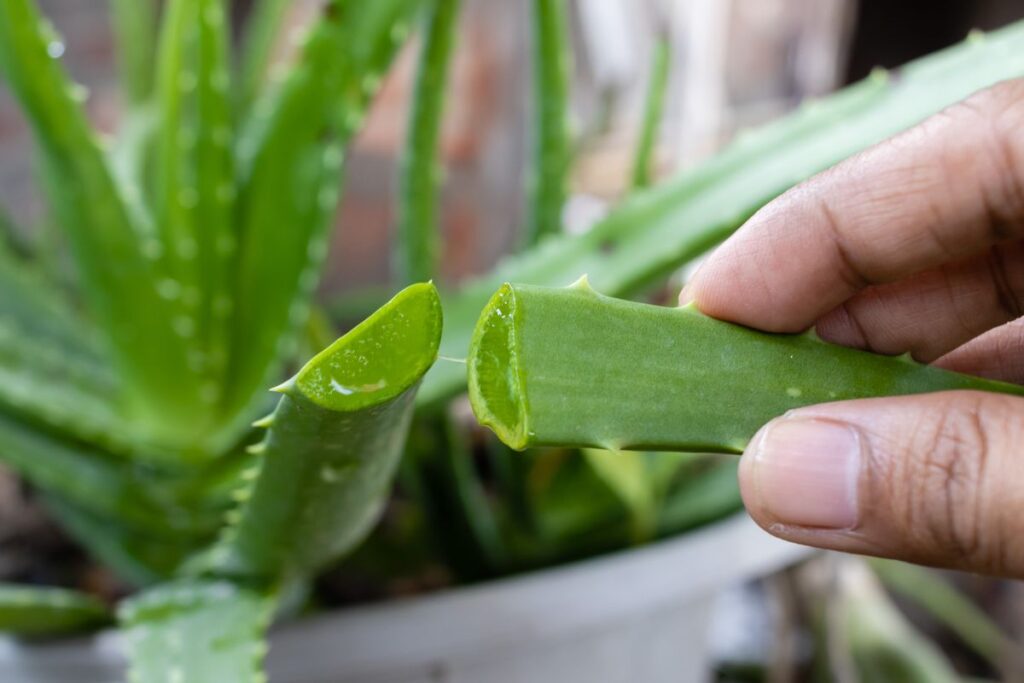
<box><xmin>0</xmin><ymin>513</ymin><xmax>809</xmax><ymax>683</ymax></box>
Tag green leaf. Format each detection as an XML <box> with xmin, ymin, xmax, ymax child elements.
<box><xmin>396</xmin><ymin>0</ymin><xmax>461</xmax><ymax>284</ymax></box>
<box><xmin>402</xmin><ymin>415</ymin><xmax>505</xmax><ymax>580</ymax></box>
<box><xmin>525</xmin><ymin>0</ymin><xmax>571</xmax><ymax>246</ymax></box>
<box><xmin>225</xmin><ymin>0</ymin><xmax>422</xmax><ymax>423</ymax></box>
<box><xmin>841</xmin><ymin>562</ymin><xmax>961</xmax><ymax>683</ymax></box>
<box><xmin>108</xmin><ymin>0</ymin><xmax>158</xmax><ymax>105</ymax></box>
<box><xmin>0</xmin><ymin>410</ymin><xmax>219</xmax><ymax>538</ymax></box>
<box><xmin>210</xmin><ymin>283</ymin><xmax>441</xmax><ymax>582</ymax></box>
<box><xmin>237</xmin><ymin>0</ymin><xmax>292</xmax><ymax>112</ymax></box>
<box><xmin>43</xmin><ymin>495</ymin><xmax>203</xmax><ymax>587</ymax></box>
<box><xmin>468</xmin><ymin>282</ymin><xmax>1024</xmax><ymax>453</ymax></box>
<box><xmin>0</xmin><ymin>0</ymin><xmax>205</xmax><ymax>443</ymax></box>
<box><xmin>656</xmin><ymin>456</ymin><xmax>741</xmax><ymax>535</ymax></box>
<box><xmin>120</xmin><ymin>580</ymin><xmax>274</xmax><ymax>683</ymax></box>
<box><xmin>583</xmin><ymin>449</ymin><xmax>657</xmax><ymax>541</ymax></box>
<box><xmin>630</xmin><ymin>35</ymin><xmax>670</xmax><ymax>189</ymax></box>
<box><xmin>154</xmin><ymin>0</ymin><xmax>235</xmax><ymax>408</ymax></box>
<box><xmin>869</xmin><ymin>558</ymin><xmax>1020</xmax><ymax>674</ymax></box>
<box><xmin>0</xmin><ymin>584</ymin><xmax>109</xmax><ymax>637</ymax></box>
<box><xmin>419</xmin><ymin>19</ymin><xmax>1024</xmax><ymax>408</ymax></box>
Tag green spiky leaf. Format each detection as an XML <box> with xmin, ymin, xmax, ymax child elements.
<box><xmin>396</xmin><ymin>0</ymin><xmax>461</xmax><ymax>284</ymax></box>
<box><xmin>0</xmin><ymin>0</ymin><xmax>206</xmax><ymax>442</ymax></box>
<box><xmin>525</xmin><ymin>0</ymin><xmax>571</xmax><ymax>245</ymax></box>
<box><xmin>0</xmin><ymin>584</ymin><xmax>109</xmax><ymax>637</ymax></box>
<box><xmin>120</xmin><ymin>580</ymin><xmax>274</xmax><ymax>683</ymax></box>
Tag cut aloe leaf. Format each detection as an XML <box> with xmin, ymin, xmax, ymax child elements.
<box><xmin>210</xmin><ymin>283</ymin><xmax>442</xmax><ymax>581</ymax></box>
<box><xmin>468</xmin><ymin>282</ymin><xmax>1024</xmax><ymax>453</ymax></box>
<box><xmin>0</xmin><ymin>584</ymin><xmax>109</xmax><ymax>637</ymax></box>
<box><xmin>420</xmin><ymin>20</ymin><xmax>1024</xmax><ymax>407</ymax></box>
<box><xmin>120</xmin><ymin>580</ymin><xmax>274</xmax><ymax>683</ymax></box>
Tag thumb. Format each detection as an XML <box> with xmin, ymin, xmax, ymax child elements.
<box><xmin>739</xmin><ymin>391</ymin><xmax>1024</xmax><ymax>577</ymax></box>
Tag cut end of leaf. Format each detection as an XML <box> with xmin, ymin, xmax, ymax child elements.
<box><xmin>295</xmin><ymin>282</ymin><xmax>443</xmax><ymax>411</ymax></box>
<box><xmin>467</xmin><ymin>283</ymin><xmax>530</xmax><ymax>450</ymax></box>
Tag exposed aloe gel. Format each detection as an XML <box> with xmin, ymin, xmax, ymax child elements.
<box><xmin>468</xmin><ymin>281</ymin><xmax>1024</xmax><ymax>453</ymax></box>
<box><xmin>213</xmin><ymin>283</ymin><xmax>443</xmax><ymax>581</ymax></box>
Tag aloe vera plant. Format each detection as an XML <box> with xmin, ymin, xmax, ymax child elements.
<box><xmin>0</xmin><ymin>0</ymin><xmax>1023</xmax><ymax>678</ymax></box>
<box><xmin>467</xmin><ymin>281</ymin><xmax>1024</xmax><ymax>452</ymax></box>
<box><xmin>0</xmin><ymin>0</ymin><xmax>441</xmax><ymax>677</ymax></box>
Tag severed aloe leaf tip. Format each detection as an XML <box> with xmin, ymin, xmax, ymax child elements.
<box><xmin>293</xmin><ymin>281</ymin><xmax>443</xmax><ymax>411</ymax></box>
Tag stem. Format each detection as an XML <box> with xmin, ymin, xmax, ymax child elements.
<box><xmin>525</xmin><ymin>0</ymin><xmax>571</xmax><ymax>246</ymax></box>
<box><xmin>468</xmin><ymin>281</ymin><xmax>1024</xmax><ymax>452</ymax></box>
<box><xmin>396</xmin><ymin>0</ymin><xmax>461</xmax><ymax>285</ymax></box>
<box><xmin>630</xmin><ymin>35</ymin><xmax>671</xmax><ymax>190</ymax></box>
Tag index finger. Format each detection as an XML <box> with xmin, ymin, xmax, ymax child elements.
<box><xmin>684</xmin><ymin>79</ymin><xmax>1024</xmax><ymax>332</ymax></box>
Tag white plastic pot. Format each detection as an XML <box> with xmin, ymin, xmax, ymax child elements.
<box><xmin>0</xmin><ymin>514</ymin><xmax>807</xmax><ymax>683</ymax></box>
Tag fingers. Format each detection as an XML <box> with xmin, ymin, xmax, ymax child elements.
<box><xmin>814</xmin><ymin>242</ymin><xmax>1024</xmax><ymax>361</ymax></box>
<box><xmin>937</xmin><ymin>317</ymin><xmax>1024</xmax><ymax>384</ymax></box>
<box><xmin>685</xmin><ymin>79</ymin><xmax>1024</xmax><ymax>332</ymax></box>
<box><xmin>739</xmin><ymin>391</ymin><xmax>1024</xmax><ymax>577</ymax></box>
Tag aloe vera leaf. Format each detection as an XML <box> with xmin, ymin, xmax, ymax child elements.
<box><xmin>396</xmin><ymin>0</ymin><xmax>461</xmax><ymax>284</ymax></box>
<box><xmin>656</xmin><ymin>456</ymin><xmax>741</xmax><ymax>536</ymax></box>
<box><xmin>154</xmin><ymin>0</ymin><xmax>235</xmax><ymax>407</ymax></box>
<box><xmin>237</xmin><ymin>0</ymin><xmax>292</xmax><ymax>112</ymax></box>
<box><xmin>0</xmin><ymin>0</ymin><xmax>203</xmax><ymax>437</ymax></box>
<box><xmin>468</xmin><ymin>281</ymin><xmax>1024</xmax><ymax>453</ymax></box>
<box><xmin>120</xmin><ymin>580</ymin><xmax>274</xmax><ymax>683</ymax></box>
<box><xmin>582</xmin><ymin>449</ymin><xmax>658</xmax><ymax>541</ymax></box>
<box><xmin>630</xmin><ymin>35</ymin><xmax>671</xmax><ymax>190</ymax></box>
<box><xmin>0</xmin><ymin>332</ymin><xmax>139</xmax><ymax>456</ymax></box>
<box><xmin>108</xmin><ymin>0</ymin><xmax>158</xmax><ymax>105</ymax></box>
<box><xmin>840</xmin><ymin>562</ymin><xmax>961</xmax><ymax>683</ymax></box>
<box><xmin>403</xmin><ymin>415</ymin><xmax>505</xmax><ymax>580</ymax></box>
<box><xmin>0</xmin><ymin>584</ymin><xmax>109</xmax><ymax>637</ymax></box>
<box><xmin>0</xmin><ymin>411</ymin><xmax>218</xmax><ymax>538</ymax></box>
<box><xmin>419</xmin><ymin>21</ymin><xmax>1024</xmax><ymax>407</ymax></box>
<box><xmin>868</xmin><ymin>558</ymin><xmax>1019</xmax><ymax>673</ymax></box>
<box><xmin>43</xmin><ymin>495</ymin><xmax>201</xmax><ymax>587</ymax></box>
<box><xmin>210</xmin><ymin>283</ymin><xmax>442</xmax><ymax>581</ymax></box>
<box><xmin>226</xmin><ymin>0</ymin><xmax>420</xmax><ymax>422</ymax></box>
<box><xmin>525</xmin><ymin>0</ymin><xmax>571</xmax><ymax>246</ymax></box>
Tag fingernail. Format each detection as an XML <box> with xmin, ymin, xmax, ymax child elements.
<box><xmin>678</xmin><ymin>284</ymin><xmax>693</xmax><ymax>306</ymax></box>
<box><xmin>744</xmin><ymin>417</ymin><xmax>862</xmax><ymax>529</ymax></box>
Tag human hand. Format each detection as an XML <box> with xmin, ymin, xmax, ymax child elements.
<box><xmin>683</xmin><ymin>79</ymin><xmax>1024</xmax><ymax>577</ymax></box>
